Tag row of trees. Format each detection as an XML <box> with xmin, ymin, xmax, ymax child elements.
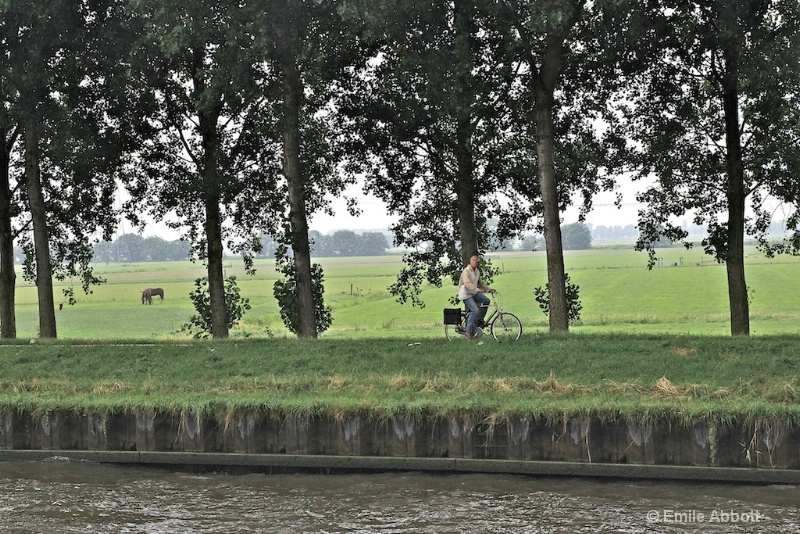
<box><xmin>257</xmin><ymin>230</ymin><xmax>390</xmax><ymax>259</ymax></box>
<box><xmin>93</xmin><ymin>234</ymin><xmax>191</xmax><ymax>263</ymax></box>
<box><xmin>88</xmin><ymin>229</ymin><xmax>389</xmax><ymax>265</ymax></box>
<box><xmin>309</xmin><ymin>230</ymin><xmax>390</xmax><ymax>258</ymax></box>
<box><xmin>590</xmin><ymin>225</ymin><xmax>642</xmax><ymax>243</ymax></box>
<box><xmin>92</xmin><ymin>216</ymin><xmax>795</xmax><ymax>264</ymax></box>
<box><xmin>520</xmin><ymin>222</ymin><xmax>593</xmax><ymax>251</ymax></box>
<box><xmin>2</xmin><ymin>1</ymin><xmax>799</xmax><ymax>339</ymax></box>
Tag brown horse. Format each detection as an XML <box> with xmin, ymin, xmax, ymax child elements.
<box><xmin>149</xmin><ymin>287</ymin><xmax>165</xmax><ymax>301</ymax></box>
<box><xmin>141</xmin><ymin>288</ymin><xmax>164</xmax><ymax>305</ymax></box>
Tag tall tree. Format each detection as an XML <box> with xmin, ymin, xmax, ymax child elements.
<box><xmin>0</xmin><ymin>35</ymin><xmax>20</xmax><ymax>337</ymax></box>
<box><xmin>127</xmin><ymin>0</ymin><xmax>284</xmax><ymax>339</ymax></box>
<box><xmin>0</xmin><ymin>117</ymin><xmax>19</xmax><ymax>338</ymax></box>
<box><xmin>3</xmin><ymin>0</ymin><xmax>68</xmax><ymax>338</ymax></box>
<box><xmin>499</xmin><ymin>0</ymin><xmax>581</xmax><ymax>332</ymax></box>
<box><xmin>624</xmin><ymin>0</ymin><xmax>800</xmax><ymax>335</ymax></box>
<box><xmin>1</xmin><ymin>0</ymin><xmax>132</xmax><ymax>338</ymax></box>
<box><xmin>251</xmin><ymin>0</ymin><xmax>372</xmax><ymax>337</ymax></box>
<box><xmin>0</xmin><ymin>9</ymin><xmax>17</xmax><ymax>338</ymax></box>
<box><xmin>342</xmin><ymin>0</ymin><xmax>531</xmax><ymax>306</ymax></box>
<box><xmin>494</xmin><ymin>0</ymin><xmax>631</xmax><ymax>331</ymax></box>
<box><xmin>267</xmin><ymin>0</ymin><xmax>318</xmax><ymax>338</ymax></box>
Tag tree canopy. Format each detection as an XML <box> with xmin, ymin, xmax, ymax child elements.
<box><xmin>341</xmin><ymin>0</ymin><xmax>534</xmax><ymax>307</ymax></box>
<box><xmin>1</xmin><ymin>0</ymin><xmax>798</xmax><ymax>339</ymax></box>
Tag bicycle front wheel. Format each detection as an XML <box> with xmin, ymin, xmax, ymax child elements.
<box><xmin>490</xmin><ymin>312</ymin><xmax>522</xmax><ymax>341</ymax></box>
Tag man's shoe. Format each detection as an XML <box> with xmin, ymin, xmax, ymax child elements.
<box><xmin>465</xmin><ymin>331</ymin><xmax>475</xmax><ymax>340</ymax></box>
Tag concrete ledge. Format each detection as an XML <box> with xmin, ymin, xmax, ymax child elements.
<box><xmin>2</xmin><ymin>408</ymin><xmax>799</xmax><ymax>483</ymax></box>
<box><xmin>2</xmin><ymin>450</ymin><xmax>799</xmax><ymax>484</ymax></box>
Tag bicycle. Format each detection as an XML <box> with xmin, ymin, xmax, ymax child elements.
<box><xmin>443</xmin><ymin>291</ymin><xmax>522</xmax><ymax>341</ymax></box>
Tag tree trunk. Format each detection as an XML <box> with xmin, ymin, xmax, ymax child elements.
<box><xmin>282</xmin><ymin>58</ymin><xmax>317</xmax><ymax>339</ymax></box>
<box><xmin>512</xmin><ymin>2</ymin><xmax>580</xmax><ymax>333</ymax></box>
<box><xmin>535</xmin><ymin>93</ymin><xmax>569</xmax><ymax>332</ymax></box>
<box><xmin>536</xmin><ymin>18</ymin><xmax>573</xmax><ymax>333</ymax></box>
<box><xmin>454</xmin><ymin>92</ymin><xmax>478</xmax><ymax>265</ymax></box>
<box><xmin>24</xmin><ymin>118</ymin><xmax>57</xmax><ymax>338</ymax></box>
<box><xmin>721</xmin><ymin>46</ymin><xmax>750</xmax><ymax>336</ymax></box>
<box><xmin>204</xmin><ymin>186</ymin><xmax>229</xmax><ymax>339</ymax></box>
<box><xmin>455</xmin><ymin>130</ymin><xmax>478</xmax><ymax>265</ymax></box>
<box><xmin>0</xmin><ymin>126</ymin><xmax>17</xmax><ymax>338</ymax></box>
<box><xmin>453</xmin><ymin>0</ymin><xmax>479</xmax><ymax>266</ymax></box>
<box><xmin>726</xmin><ymin>181</ymin><xmax>749</xmax><ymax>336</ymax></box>
<box><xmin>198</xmin><ymin>116</ymin><xmax>228</xmax><ymax>339</ymax></box>
<box><xmin>188</xmin><ymin>43</ymin><xmax>229</xmax><ymax>340</ymax></box>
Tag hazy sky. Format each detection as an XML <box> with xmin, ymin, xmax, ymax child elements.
<box><xmin>307</xmin><ymin>179</ymin><xmax>645</xmax><ymax>233</ymax></box>
<box><xmin>130</xmin><ymin>173</ymin><xmax>797</xmax><ymax>242</ymax></box>
<box><xmin>136</xmin><ymin>179</ymin><xmax>645</xmax><ymax>240</ymax></box>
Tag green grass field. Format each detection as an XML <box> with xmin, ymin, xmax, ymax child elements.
<box><xmin>4</xmin><ymin>247</ymin><xmax>800</xmax><ymax>422</ymax></box>
<box><xmin>9</xmin><ymin>245</ymin><xmax>800</xmax><ymax>340</ymax></box>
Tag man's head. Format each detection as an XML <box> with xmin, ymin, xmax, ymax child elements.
<box><xmin>469</xmin><ymin>255</ymin><xmax>479</xmax><ymax>269</ymax></box>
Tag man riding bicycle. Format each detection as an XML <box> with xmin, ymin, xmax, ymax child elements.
<box><xmin>458</xmin><ymin>255</ymin><xmax>495</xmax><ymax>340</ymax></box>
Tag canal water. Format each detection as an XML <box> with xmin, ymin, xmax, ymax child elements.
<box><xmin>0</xmin><ymin>458</ymin><xmax>798</xmax><ymax>533</ymax></box>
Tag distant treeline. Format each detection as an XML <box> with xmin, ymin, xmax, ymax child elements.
<box><xmin>258</xmin><ymin>230</ymin><xmax>391</xmax><ymax>258</ymax></box>
<box><xmin>517</xmin><ymin>219</ymin><xmax>794</xmax><ymax>251</ymax></box>
<box><xmin>92</xmin><ymin>234</ymin><xmax>191</xmax><ymax>263</ymax></box>
<box><xmin>591</xmin><ymin>219</ymin><xmax>793</xmax><ymax>243</ymax></box>
<box><xmin>590</xmin><ymin>224</ymin><xmax>640</xmax><ymax>242</ymax></box>
<box><xmin>11</xmin><ymin>235</ymin><xmax>191</xmax><ymax>264</ymax></box>
<box><xmin>78</xmin><ymin>229</ymin><xmax>392</xmax><ymax>264</ymax></box>
<box><xmin>15</xmin><ymin>219</ymin><xmax>788</xmax><ymax>265</ymax></box>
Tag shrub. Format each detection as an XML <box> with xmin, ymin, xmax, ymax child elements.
<box><xmin>533</xmin><ymin>272</ymin><xmax>583</xmax><ymax>324</ymax></box>
<box><xmin>273</xmin><ymin>253</ymin><xmax>333</xmax><ymax>336</ymax></box>
<box><xmin>181</xmin><ymin>276</ymin><xmax>251</xmax><ymax>338</ymax></box>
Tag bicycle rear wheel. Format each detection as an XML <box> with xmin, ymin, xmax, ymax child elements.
<box><xmin>490</xmin><ymin>312</ymin><xmax>522</xmax><ymax>341</ymax></box>
<box><xmin>445</xmin><ymin>323</ymin><xmax>467</xmax><ymax>341</ymax></box>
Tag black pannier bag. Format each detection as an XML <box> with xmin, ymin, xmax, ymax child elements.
<box><xmin>443</xmin><ymin>308</ymin><xmax>462</xmax><ymax>325</ymax></box>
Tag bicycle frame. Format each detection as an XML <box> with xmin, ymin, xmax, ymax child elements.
<box><xmin>445</xmin><ymin>292</ymin><xmax>522</xmax><ymax>341</ymax></box>
<box><xmin>465</xmin><ymin>297</ymin><xmax>498</xmax><ymax>328</ymax></box>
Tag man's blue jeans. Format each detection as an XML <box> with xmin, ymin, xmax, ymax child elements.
<box><xmin>464</xmin><ymin>292</ymin><xmax>490</xmax><ymax>333</ymax></box>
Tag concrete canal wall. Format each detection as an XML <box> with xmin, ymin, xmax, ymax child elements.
<box><xmin>1</xmin><ymin>409</ymin><xmax>799</xmax><ymax>483</ymax></box>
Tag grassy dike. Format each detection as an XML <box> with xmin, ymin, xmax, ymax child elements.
<box><xmin>2</xmin><ymin>334</ymin><xmax>799</xmax><ymax>426</ymax></box>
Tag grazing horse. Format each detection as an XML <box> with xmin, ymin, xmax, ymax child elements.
<box><xmin>149</xmin><ymin>287</ymin><xmax>165</xmax><ymax>301</ymax></box>
<box><xmin>141</xmin><ymin>288</ymin><xmax>152</xmax><ymax>305</ymax></box>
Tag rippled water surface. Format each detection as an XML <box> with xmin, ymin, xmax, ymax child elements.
<box><xmin>0</xmin><ymin>458</ymin><xmax>798</xmax><ymax>533</ymax></box>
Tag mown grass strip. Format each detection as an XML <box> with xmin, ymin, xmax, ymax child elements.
<box><xmin>1</xmin><ymin>334</ymin><xmax>799</xmax><ymax>424</ymax></box>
